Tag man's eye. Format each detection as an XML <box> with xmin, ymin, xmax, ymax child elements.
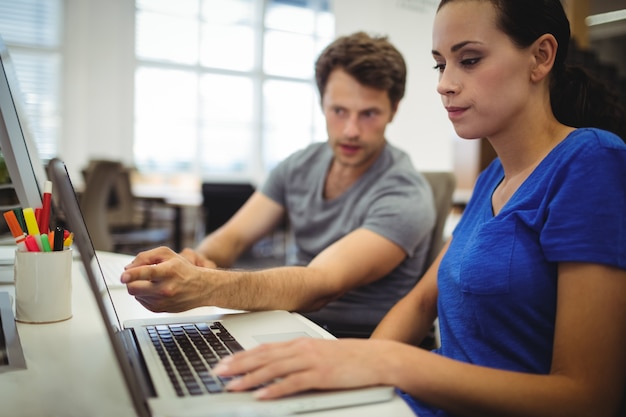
<box><xmin>362</xmin><ymin>110</ymin><xmax>377</xmax><ymax>118</ymax></box>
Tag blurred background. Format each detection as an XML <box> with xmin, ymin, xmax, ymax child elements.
<box><xmin>0</xmin><ymin>0</ymin><xmax>623</xmax><ymax>251</ymax></box>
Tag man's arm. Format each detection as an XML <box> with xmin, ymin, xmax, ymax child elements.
<box><xmin>122</xmin><ymin>227</ymin><xmax>407</xmax><ymax>313</ymax></box>
<box><xmin>266</xmin><ymin>227</ymin><xmax>408</xmax><ymax>312</ymax></box>
<box><xmin>195</xmin><ymin>191</ymin><xmax>286</xmax><ymax>267</ymax></box>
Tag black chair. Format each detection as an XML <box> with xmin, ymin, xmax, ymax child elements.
<box><xmin>201</xmin><ymin>182</ymin><xmax>255</xmax><ymax>234</ymax></box>
<box><xmin>200</xmin><ymin>182</ymin><xmax>292</xmax><ymax>268</ymax></box>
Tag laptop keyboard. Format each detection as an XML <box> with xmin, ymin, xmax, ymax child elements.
<box><xmin>146</xmin><ymin>321</ymin><xmax>243</xmax><ymax>397</ymax></box>
<box><xmin>96</xmin><ymin>251</ymin><xmax>134</xmax><ymax>288</ymax></box>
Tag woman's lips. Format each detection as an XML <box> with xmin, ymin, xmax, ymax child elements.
<box><xmin>446</xmin><ymin>106</ymin><xmax>467</xmax><ymax>120</ymax></box>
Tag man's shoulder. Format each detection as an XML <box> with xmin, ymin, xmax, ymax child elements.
<box><xmin>376</xmin><ymin>142</ymin><xmax>422</xmax><ymax>181</ymax></box>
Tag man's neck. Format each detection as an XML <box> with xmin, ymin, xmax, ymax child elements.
<box><xmin>323</xmin><ymin>157</ymin><xmax>374</xmax><ymax>200</ymax></box>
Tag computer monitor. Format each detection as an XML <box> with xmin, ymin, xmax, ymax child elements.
<box><xmin>0</xmin><ymin>35</ymin><xmax>35</xmax><ymax>371</ymax></box>
<box><xmin>0</xmin><ymin>34</ymin><xmax>47</xmax><ymax>211</ymax></box>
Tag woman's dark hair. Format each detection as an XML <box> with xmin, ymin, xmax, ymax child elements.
<box><xmin>314</xmin><ymin>31</ymin><xmax>407</xmax><ymax>108</ymax></box>
<box><xmin>437</xmin><ymin>0</ymin><xmax>626</xmax><ymax>140</ymax></box>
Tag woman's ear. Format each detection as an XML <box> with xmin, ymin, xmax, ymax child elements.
<box><xmin>530</xmin><ymin>34</ymin><xmax>558</xmax><ymax>82</ymax></box>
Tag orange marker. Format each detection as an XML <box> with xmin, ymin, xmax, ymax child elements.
<box><xmin>3</xmin><ymin>210</ymin><xmax>27</xmax><ymax>251</ymax></box>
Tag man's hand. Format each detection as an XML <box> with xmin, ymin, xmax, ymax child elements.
<box><xmin>121</xmin><ymin>246</ymin><xmax>213</xmax><ymax>312</ymax></box>
<box><xmin>179</xmin><ymin>247</ymin><xmax>218</xmax><ymax>268</ymax></box>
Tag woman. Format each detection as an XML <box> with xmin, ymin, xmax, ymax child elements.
<box><xmin>214</xmin><ymin>1</ymin><xmax>626</xmax><ymax>416</ymax></box>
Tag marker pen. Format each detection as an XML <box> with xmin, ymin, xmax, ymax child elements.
<box><xmin>13</xmin><ymin>208</ymin><xmax>26</xmax><ymax>233</ymax></box>
<box><xmin>40</xmin><ymin>180</ymin><xmax>52</xmax><ymax>234</ymax></box>
<box><xmin>24</xmin><ymin>235</ymin><xmax>40</xmax><ymax>252</ymax></box>
<box><xmin>63</xmin><ymin>232</ymin><xmax>74</xmax><ymax>248</ymax></box>
<box><xmin>40</xmin><ymin>233</ymin><xmax>52</xmax><ymax>252</ymax></box>
<box><xmin>53</xmin><ymin>226</ymin><xmax>64</xmax><ymax>251</ymax></box>
<box><xmin>22</xmin><ymin>207</ymin><xmax>43</xmax><ymax>251</ymax></box>
<box><xmin>2</xmin><ymin>210</ymin><xmax>27</xmax><ymax>251</ymax></box>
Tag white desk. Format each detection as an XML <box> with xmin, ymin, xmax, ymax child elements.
<box><xmin>0</xmin><ymin>262</ymin><xmax>415</xmax><ymax>417</ymax></box>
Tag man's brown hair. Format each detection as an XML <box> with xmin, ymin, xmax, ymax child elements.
<box><xmin>315</xmin><ymin>31</ymin><xmax>407</xmax><ymax>108</ymax></box>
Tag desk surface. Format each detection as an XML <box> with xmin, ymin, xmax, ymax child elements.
<box><xmin>0</xmin><ymin>260</ymin><xmax>415</xmax><ymax>417</ymax></box>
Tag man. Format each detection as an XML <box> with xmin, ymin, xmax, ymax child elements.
<box><xmin>122</xmin><ymin>32</ymin><xmax>435</xmax><ymax>336</ymax></box>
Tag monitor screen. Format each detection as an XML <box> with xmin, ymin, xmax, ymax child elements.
<box><xmin>0</xmin><ymin>35</ymin><xmax>47</xmax><ymax>216</ymax></box>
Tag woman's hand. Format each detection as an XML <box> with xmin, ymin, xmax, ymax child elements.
<box><xmin>214</xmin><ymin>337</ymin><xmax>399</xmax><ymax>400</ymax></box>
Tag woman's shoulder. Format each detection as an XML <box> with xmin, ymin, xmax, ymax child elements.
<box><xmin>567</xmin><ymin>128</ymin><xmax>626</xmax><ymax>150</ymax></box>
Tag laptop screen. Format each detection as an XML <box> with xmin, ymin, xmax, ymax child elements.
<box><xmin>47</xmin><ymin>157</ymin><xmax>152</xmax><ymax>417</ymax></box>
<box><xmin>48</xmin><ymin>158</ymin><xmax>124</xmax><ymax>332</ymax></box>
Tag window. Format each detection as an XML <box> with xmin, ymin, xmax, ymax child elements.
<box><xmin>134</xmin><ymin>0</ymin><xmax>334</xmax><ymax>181</ymax></box>
<box><xmin>0</xmin><ymin>0</ymin><xmax>62</xmax><ymax>161</ymax></box>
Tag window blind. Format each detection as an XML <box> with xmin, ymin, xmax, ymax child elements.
<box><xmin>0</xmin><ymin>0</ymin><xmax>62</xmax><ymax>161</ymax></box>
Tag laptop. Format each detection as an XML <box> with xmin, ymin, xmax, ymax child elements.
<box><xmin>47</xmin><ymin>158</ymin><xmax>394</xmax><ymax>417</ymax></box>
<box><xmin>96</xmin><ymin>250</ymin><xmax>136</xmax><ymax>288</ymax></box>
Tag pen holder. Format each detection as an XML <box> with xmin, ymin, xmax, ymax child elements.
<box><xmin>14</xmin><ymin>249</ymin><xmax>73</xmax><ymax>323</ymax></box>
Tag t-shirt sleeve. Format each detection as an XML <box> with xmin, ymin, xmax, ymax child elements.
<box><xmin>260</xmin><ymin>158</ymin><xmax>288</xmax><ymax>207</ymax></box>
<box><xmin>542</xmin><ymin>132</ymin><xmax>626</xmax><ymax>269</ymax></box>
<box><xmin>362</xmin><ymin>171</ymin><xmax>436</xmax><ymax>257</ymax></box>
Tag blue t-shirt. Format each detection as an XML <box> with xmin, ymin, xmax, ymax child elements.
<box><xmin>406</xmin><ymin>128</ymin><xmax>626</xmax><ymax>417</ymax></box>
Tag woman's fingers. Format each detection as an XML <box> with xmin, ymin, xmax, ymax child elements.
<box><xmin>215</xmin><ymin>338</ymin><xmax>377</xmax><ymax>398</ymax></box>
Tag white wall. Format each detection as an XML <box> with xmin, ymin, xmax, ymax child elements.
<box><xmin>58</xmin><ymin>0</ymin><xmax>456</xmax><ymax>183</ymax></box>
<box><xmin>333</xmin><ymin>0</ymin><xmax>456</xmax><ymax>171</ymax></box>
<box><xmin>61</xmin><ymin>0</ymin><xmax>135</xmax><ymax>183</ymax></box>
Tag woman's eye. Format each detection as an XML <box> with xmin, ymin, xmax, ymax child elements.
<box><xmin>461</xmin><ymin>57</ymin><xmax>481</xmax><ymax>67</ymax></box>
<box><xmin>433</xmin><ymin>63</ymin><xmax>445</xmax><ymax>72</ymax></box>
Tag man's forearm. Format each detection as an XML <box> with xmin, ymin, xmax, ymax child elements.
<box><xmin>195</xmin><ymin>230</ymin><xmax>245</xmax><ymax>268</ymax></box>
<box><xmin>204</xmin><ymin>265</ymin><xmax>340</xmax><ymax>312</ymax></box>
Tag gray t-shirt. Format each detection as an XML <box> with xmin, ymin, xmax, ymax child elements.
<box><xmin>261</xmin><ymin>141</ymin><xmax>435</xmax><ymax>328</ymax></box>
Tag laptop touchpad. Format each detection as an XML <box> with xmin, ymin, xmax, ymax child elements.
<box><xmin>254</xmin><ymin>332</ymin><xmax>311</xmax><ymax>344</ymax></box>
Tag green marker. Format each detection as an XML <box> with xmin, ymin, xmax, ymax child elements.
<box><xmin>40</xmin><ymin>233</ymin><xmax>52</xmax><ymax>252</ymax></box>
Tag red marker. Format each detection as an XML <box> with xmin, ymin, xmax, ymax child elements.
<box><xmin>24</xmin><ymin>234</ymin><xmax>40</xmax><ymax>252</ymax></box>
<box><xmin>40</xmin><ymin>180</ymin><xmax>52</xmax><ymax>234</ymax></box>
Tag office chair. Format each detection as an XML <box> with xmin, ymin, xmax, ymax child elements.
<box><xmin>201</xmin><ymin>182</ymin><xmax>256</xmax><ymax>235</ymax></box>
<box><xmin>80</xmin><ymin>160</ymin><xmax>172</xmax><ymax>254</ymax></box>
<box><xmin>421</xmin><ymin>172</ymin><xmax>457</xmax><ymax>267</ymax></box>
<box><xmin>82</xmin><ymin>159</ymin><xmax>150</xmax><ymax>229</ymax></box>
<box><xmin>200</xmin><ymin>182</ymin><xmax>291</xmax><ymax>268</ymax></box>
<box><xmin>418</xmin><ymin>171</ymin><xmax>456</xmax><ymax>349</ymax></box>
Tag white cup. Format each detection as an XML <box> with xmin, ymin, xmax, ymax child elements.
<box><xmin>14</xmin><ymin>248</ymin><xmax>73</xmax><ymax>323</ymax></box>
